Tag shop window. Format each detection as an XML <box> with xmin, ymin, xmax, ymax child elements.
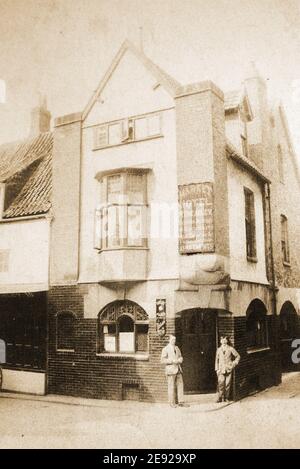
<box><xmin>281</xmin><ymin>215</ymin><xmax>290</xmax><ymax>264</ymax></box>
<box><xmin>56</xmin><ymin>312</ymin><xmax>76</xmax><ymax>351</ymax></box>
<box><xmin>1</xmin><ymin>294</ymin><xmax>46</xmax><ymax>370</ymax></box>
<box><xmin>98</xmin><ymin>300</ymin><xmax>149</xmax><ymax>354</ymax></box>
<box><xmin>244</xmin><ymin>188</ymin><xmax>257</xmax><ymax>261</ymax></box>
<box><xmin>94</xmin><ymin>171</ymin><xmax>147</xmax><ymax>250</ymax></box>
<box><xmin>246</xmin><ymin>300</ymin><xmax>268</xmax><ymax>350</ymax></box>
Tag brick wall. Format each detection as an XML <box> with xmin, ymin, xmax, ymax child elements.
<box><xmin>233</xmin><ymin>315</ymin><xmax>281</xmax><ymax>400</ymax></box>
<box><xmin>47</xmin><ymin>285</ymin><xmax>175</xmax><ymax>402</ymax></box>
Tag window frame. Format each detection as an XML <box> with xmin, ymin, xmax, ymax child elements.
<box><xmin>244</xmin><ymin>187</ymin><xmax>257</xmax><ymax>262</ymax></box>
<box><xmin>93</xmin><ymin>113</ymin><xmax>162</xmax><ymax>150</ymax></box>
<box><xmin>246</xmin><ymin>306</ymin><xmax>269</xmax><ymax>352</ymax></box>
<box><xmin>98</xmin><ymin>301</ymin><xmax>149</xmax><ymax>356</ymax></box>
<box><xmin>94</xmin><ymin>171</ymin><xmax>148</xmax><ymax>251</ymax></box>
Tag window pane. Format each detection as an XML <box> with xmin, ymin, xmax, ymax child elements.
<box><xmin>148</xmin><ymin>115</ymin><xmax>160</xmax><ymax>136</ymax></box>
<box><xmin>108</xmin><ymin>122</ymin><xmax>122</xmax><ymax>145</ymax></box>
<box><xmin>94</xmin><ymin>125</ymin><xmax>107</xmax><ymax>148</ymax></box>
<box><xmin>119</xmin><ymin>332</ymin><xmax>135</xmax><ymax>352</ymax></box>
<box><xmin>127</xmin><ymin>206</ymin><xmax>143</xmax><ymax>246</ymax></box>
<box><xmin>134</xmin><ymin>117</ymin><xmax>148</xmax><ymax>139</ymax></box>
<box><xmin>104</xmin><ymin>335</ymin><xmax>116</xmax><ymax>352</ymax></box>
<box><xmin>136</xmin><ymin>324</ymin><xmax>148</xmax><ymax>352</ymax></box>
<box><xmin>107</xmin><ymin>175</ymin><xmax>122</xmax><ymax>203</ymax></box>
<box><xmin>107</xmin><ymin>205</ymin><xmax>125</xmax><ymax>248</ymax></box>
<box><xmin>119</xmin><ymin>315</ymin><xmax>134</xmax><ymax>332</ymax></box>
<box><xmin>126</xmin><ymin>174</ymin><xmax>144</xmax><ymax>204</ymax></box>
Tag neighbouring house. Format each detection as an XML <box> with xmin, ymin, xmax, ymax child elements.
<box><xmin>0</xmin><ymin>100</ymin><xmax>52</xmax><ymax>394</ymax></box>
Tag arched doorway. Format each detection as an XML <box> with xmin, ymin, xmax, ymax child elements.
<box><xmin>279</xmin><ymin>302</ymin><xmax>299</xmax><ymax>371</ymax></box>
<box><xmin>179</xmin><ymin>309</ymin><xmax>217</xmax><ymax>393</ymax></box>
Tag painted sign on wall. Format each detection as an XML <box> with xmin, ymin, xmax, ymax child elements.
<box><xmin>179</xmin><ymin>182</ymin><xmax>215</xmax><ymax>254</ymax></box>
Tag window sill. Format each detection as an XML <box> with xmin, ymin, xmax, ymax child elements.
<box><xmin>56</xmin><ymin>349</ymin><xmax>75</xmax><ymax>353</ymax></box>
<box><xmin>96</xmin><ymin>247</ymin><xmax>149</xmax><ymax>253</ymax></box>
<box><xmin>93</xmin><ymin>134</ymin><xmax>163</xmax><ymax>151</ymax></box>
<box><xmin>96</xmin><ymin>352</ymin><xmax>149</xmax><ymax>361</ymax></box>
<box><xmin>247</xmin><ymin>256</ymin><xmax>258</xmax><ymax>263</ymax></box>
<box><xmin>283</xmin><ymin>261</ymin><xmax>291</xmax><ymax>268</ymax></box>
<box><xmin>247</xmin><ymin>346</ymin><xmax>270</xmax><ymax>354</ymax></box>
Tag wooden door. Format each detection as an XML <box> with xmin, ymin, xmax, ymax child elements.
<box><xmin>181</xmin><ymin>310</ymin><xmax>217</xmax><ymax>393</ymax></box>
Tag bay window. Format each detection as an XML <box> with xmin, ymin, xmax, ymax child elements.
<box><xmin>94</xmin><ymin>170</ymin><xmax>148</xmax><ymax>250</ymax></box>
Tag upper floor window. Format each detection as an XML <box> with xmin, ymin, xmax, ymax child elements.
<box><xmin>277</xmin><ymin>144</ymin><xmax>284</xmax><ymax>183</ymax></box>
<box><xmin>281</xmin><ymin>215</ymin><xmax>290</xmax><ymax>264</ymax></box>
<box><xmin>94</xmin><ymin>113</ymin><xmax>161</xmax><ymax>149</ymax></box>
<box><xmin>98</xmin><ymin>300</ymin><xmax>149</xmax><ymax>354</ymax></box>
<box><xmin>94</xmin><ymin>170</ymin><xmax>148</xmax><ymax>250</ymax></box>
<box><xmin>246</xmin><ymin>300</ymin><xmax>268</xmax><ymax>351</ymax></box>
<box><xmin>244</xmin><ymin>188</ymin><xmax>257</xmax><ymax>261</ymax></box>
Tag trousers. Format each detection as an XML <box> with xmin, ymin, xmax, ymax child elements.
<box><xmin>167</xmin><ymin>372</ymin><xmax>184</xmax><ymax>405</ymax></box>
<box><xmin>217</xmin><ymin>371</ymin><xmax>232</xmax><ymax>400</ymax></box>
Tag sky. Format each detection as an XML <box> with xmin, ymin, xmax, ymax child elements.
<box><xmin>1</xmin><ymin>0</ymin><xmax>300</xmax><ymax>156</ymax></box>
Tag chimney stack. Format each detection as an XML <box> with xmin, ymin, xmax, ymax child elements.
<box><xmin>29</xmin><ymin>95</ymin><xmax>51</xmax><ymax>137</ymax></box>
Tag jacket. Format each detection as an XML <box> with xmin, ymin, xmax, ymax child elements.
<box><xmin>215</xmin><ymin>345</ymin><xmax>240</xmax><ymax>374</ymax></box>
<box><xmin>161</xmin><ymin>343</ymin><xmax>183</xmax><ymax>375</ymax></box>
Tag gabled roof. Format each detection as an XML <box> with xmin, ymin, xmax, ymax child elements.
<box><xmin>226</xmin><ymin>140</ymin><xmax>270</xmax><ymax>183</ymax></box>
<box><xmin>0</xmin><ymin>132</ymin><xmax>52</xmax><ymax>219</ymax></box>
<box><xmin>82</xmin><ymin>40</ymin><xmax>182</xmax><ymax>120</ymax></box>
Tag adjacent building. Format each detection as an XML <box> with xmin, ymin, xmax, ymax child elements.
<box><xmin>1</xmin><ymin>41</ymin><xmax>299</xmax><ymax>401</ymax></box>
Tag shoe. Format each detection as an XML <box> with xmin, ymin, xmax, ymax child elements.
<box><xmin>216</xmin><ymin>398</ymin><xmax>222</xmax><ymax>403</ymax></box>
<box><xmin>178</xmin><ymin>403</ymin><xmax>190</xmax><ymax>407</ymax></box>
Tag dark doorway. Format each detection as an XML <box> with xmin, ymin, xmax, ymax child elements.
<box><xmin>180</xmin><ymin>309</ymin><xmax>217</xmax><ymax>393</ymax></box>
<box><xmin>279</xmin><ymin>302</ymin><xmax>299</xmax><ymax>372</ymax></box>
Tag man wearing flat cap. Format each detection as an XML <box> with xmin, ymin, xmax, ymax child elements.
<box><xmin>161</xmin><ymin>334</ymin><xmax>188</xmax><ymax>407</ymax></box>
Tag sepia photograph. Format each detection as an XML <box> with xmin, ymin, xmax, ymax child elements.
<box><xmin>0</xmin><ymin>0</ymin><xmax>300</xmax><ymax>452</ymax></box>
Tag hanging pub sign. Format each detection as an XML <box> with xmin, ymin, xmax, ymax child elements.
<box><xmin>156</xmin><ymin>299</ymin><xmax>166</xmax><ymax>337</ymax></box>
<box><xmin>178</xmin><ymin>182</ymin><xmax>215</xmax><ymax>254</ymax></box>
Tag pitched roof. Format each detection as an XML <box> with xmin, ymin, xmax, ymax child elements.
<box><xmin>82</xmin><ymin>40</ymin><xmax>181</xmax><ymax>120</ymax></box>
<box><xmin>226</xmin><ymin>140</ymin><xmax>270</xmax><ymax>183</ymax></box>
<box><xmin>0</xmin><ymin>132</ymin><xmax>52</xmax><ymax>219</ymax></box>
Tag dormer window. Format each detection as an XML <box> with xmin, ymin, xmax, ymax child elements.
<box><xmin>93</xmin><ymin>113</ymin><xmax>161</xmax><ymax>149</ymax></box>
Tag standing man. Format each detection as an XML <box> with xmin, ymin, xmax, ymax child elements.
<box><xmin>161</xmin><ymin>335</ymin><xmax>187</xmax><ymax>408</ymax></box>
<box><xmin>215</xmin><ymin>336</ymin><xmax>240</xmax><ymax>403</ymax></box>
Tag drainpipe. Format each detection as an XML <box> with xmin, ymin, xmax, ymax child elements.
<box><xmin>264</xmin><ymin>182</ymin><xmax>280</xmax><ymax>380</ymax></box>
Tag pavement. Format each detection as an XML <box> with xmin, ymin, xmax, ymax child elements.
<box><xmin>0</xmin><ymin>372</ymin><xmax>299</xmax><ymax>449</ymax></box>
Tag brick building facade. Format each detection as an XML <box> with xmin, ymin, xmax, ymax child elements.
<box><xmin>1</xmin><ymin>41</ymin><xmax>300</xmax><ymax>401</ymax></box>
